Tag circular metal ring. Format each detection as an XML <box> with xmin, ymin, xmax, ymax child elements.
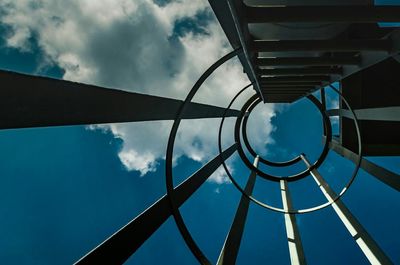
<box><xmin>165</xmin><ymin>48</ymin><xmax>243</xmax><ymax>265</ymax></box>
<box><xmin>234</xmin><ymin>94</ymin><xmax>332</xmax><ymax>182</ymax></box>
<box><xmin>218</xmin><ymin>85</ymin><xmax>362</xmax><ymax>214</ymax></box>
<box><xmin>242</xmin><ymin>98</ymin><xmax>303</xmax><ymax>166</ymax></box>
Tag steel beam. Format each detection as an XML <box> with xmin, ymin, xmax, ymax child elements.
<box><xmin>260</xmin><ymin>76</ymin><xmax>331</xmax><ymax>83</ymax></box>
<box><xmin>251</xmin><ymin>40</ymin><xmax>391</xmax><ymax>52</ymax></box>
<box><xmin>327</xmin><ymin>107</ymin><xmax>400</xmax><ymax>121</ymax></box>
<box><xmin>217</xmin><ymin>156</ymin><xmax>259</xmax><ymax>265</ymax></box>
<box><xmin>302</xmin><ymin>156</ymin><xmax>393</xmax><ymax>265</ymax></box>
<box><xmin>75</xmin><ymin>144</ymin><xmax>238</xmax><ymax>265</ymax></box>
<box><xmin>225</xmin><ymin>0</ymin><xmax>263</xmax><ymax>101</ymax></box>
<box><xmin>256</xmin><ymin>57</ymin><xmax>360</xmax><ymax>67</ymax></box>
<box><xmin>265</xmin><ymin>95</ymin><xmax>304</xmax><ymax>103</ymax></box>
<box><xmin>0</xmin><ymin>70</ymin><xmax>240</xmax><ymax>129</ymax></box>
<box><xmin>260</xmin><ymin>83</ymin><xmax>321</xmax><ymax>87</ymax></box>
<box><xmin>262</xmin><ymin>92</ymin><xmax>307</xmax><ymax>95</ymax></box>
<box><xmin>208</xmin><ymin>0</ymin><xmax>262</xmax><ymax>98</ymax></box>
<box><xmin>261</xmin><ymin>91</ymin><xmax>311</xmax><ymax>94</ymax></box>
<box><xmin>329</xmin><ymin>139</ymin><xmax>400</xmax><ymax>192</ymax></box>
<box><xmin>261</xmin><ymin>87</ymin><xmax>311</xmax><ymax>91</ymax></box>
<box><xmin>258</xmin><ymin>67</ymin><xmax>342</xmax><ymax>76</ymax></box>
<box><xmin>246</xmin><ymin>6</ymin><xmax>400</xmax><ymax>23</ymax></box>
<box><xmin>280</xmin><ymin>180</ymin><xmax>307</xmax><ymax>265</ymax></box>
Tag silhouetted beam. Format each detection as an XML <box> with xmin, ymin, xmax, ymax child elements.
<box><xmin>258</xmin><ymin>67</ymin><xmax>342</xmax><ymax>76</ymax></box>
<box><xmin>329</xmin><ymin>140</ymin><xmax>400</xmax><ymax>192</ymax></box>
<box><xmin>260</xmin><ymin>82</ymin><xmax>321</xmax><ymax>87</ymax></box>
<box><xmin>302</xmin><ymin>156</ymin><xmax>393</xmax><ymax>265</ymax></box>
<box><xmin>261</xmin><ymin>88</ymin><xmax>310</xmax><ymax>92</ymax></box>
<box><xmin>260</xmin><ymin>76</ymin><xmax>331</xmax><ymax>83</ymax></box>
<box><xmin>265</xmin><ymin>95</ymin><xmax>304</xmax><ymax>103</ymax></box>
<box><xmin>256</xmin><ymin>57</ymin><xmax>360</xmax><ymax>66</ymax></box>
<box><xmin>262</xmin><ymin>93</ymin><xmax>310</xmax><ymax>96</ymax></box>
<box><xmin>251</xmin><ymin>40</ymin><xmax>391</xmax><ymax>52</ymax></box>
<box><xmin>327</xmin><ymin>107</ymin><xmax>400</xmax><ymax>121</ymax></box>
<box><xmin>75</xmin><ymin>143</ymin><xmax>238</xmax><ymax>265</ymax></box>
<box><xmin>246</xmin><ymin>6</ymin><xmax>400</xmax><ymax>23</ymax></box>
<box><xmin>261</xmin><ymin>88</ymin><xmax>313</xmax><ymax>92</ymax></box>
<box><xmin>217</xmin><ymin>156</ymin><xmax>259</xmax><ymax>265</ymax></box>
<box><xmin>280</xmin><ymin>180</ymin><xmax>306</xmax><ymax>265</ymax></box>
<box><xmin>0</xmin><ymin>70</ymin><xmax>240</xmax><ymax>129</ymax></box>
<box><xmin>225</xmin><ymin>0</ymin><xmax>263</xmax><ymax>100</ymax></box>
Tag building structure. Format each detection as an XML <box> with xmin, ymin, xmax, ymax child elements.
<box><xmin>0</xmin><ymin>1</ymin><xmax>399</xmax><ymax>264</ymax></box>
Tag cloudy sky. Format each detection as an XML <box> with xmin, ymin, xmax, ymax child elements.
<box><xmin>0</xmin><ymin>0</ymin><xmax>399</xmax><ymax>264</ymax></box>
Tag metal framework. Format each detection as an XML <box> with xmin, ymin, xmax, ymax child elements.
<box><xmin>0</xmin><ymin>1</ymin><xmax>399</xmax><ymax>265</ymax></box>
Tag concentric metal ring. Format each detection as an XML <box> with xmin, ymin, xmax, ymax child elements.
<box><xmin>233</xmin><ymin>94</ymin><xmax>332</xmax><ymax>182</ymax></box>
<box><xmin>217</xmin><ymin>85</ymin><xmax>362</xmax><ymax>214</ymax></box>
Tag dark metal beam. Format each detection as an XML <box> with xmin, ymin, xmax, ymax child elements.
<box><xmin>327</xmin><ymin>107</ymin><xmax>400</xmax><ymax>121</ymax></box>
<box><xmin>256</xmin><ymin>57</ymin><xmax>360</xmax><ymax>67</ymax></box>
<box><xmin>217</xmin><ymin>156</ymin><xmax>259</xmax><ymax>265</ymax></box>
<box><xmin>260</xmin><ymin>76</ymin><xmax>331</xmax><ymax>83</ymax></box>
<box><xmin>329</xmin><ymin>139</ymin><xmax>400</xmax><ymax>192</ymax></box>
<box><xmin>246</xmin><ymin>6</ymin><xmax>400</xmax><ymax>23</ymax></box>
<box><xmin>75</xmin><ymin>143</ymin><xmax>238</xmax><ymax>265</ymax></box>
<box><xmin>261</xmin><ymin>88</ymin><xmax>312</xmax><ymax>91</ymax></box>
<box><xmin>251</xmin><ymin>40</ymin><xmax>391</xmax><ymax>52</ymax></box>
<box><xmin>302</xmin><ymin>156</ymin><xmax>393</xmax><ymax>265</ymax></box>
<box><xmin>0</xmin><ymin>70</ymin><xmax>240</xmax><ymax>129</ymax></box>
<box><xmin>208</xmin><ymin>0</ymin><xmax>261</xmax><ymax>97</ymax></box>
<box><xmin>261</xmin><ymin>90</ymin><xmax>315</xmax><ymax>93</ymax></box>
<box><xmin>225</xmin><ymin>0</ymin><xmax>264</xmax><ymax>101</ymax></box>
<box><xmin>264</xmin><ymin>95</ymin><xmax>304</xmax><ymax>103</ymax></box>
<box><xmin>260</xmin><ymin>82</ymin><xmax>321</xmax><ymax>87</ymax></box>
<box><xmin>258</xmin><ymin>67</ymin><xmax>342</xmax><ymax>76</ymax></box>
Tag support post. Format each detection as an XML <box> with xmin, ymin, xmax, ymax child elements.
<box><xmin>329</xmin><ymin>139</ymin><xmax>400</xmax><ymax>192</ymax></box>
<box><xmin>301</xmin><ymin>156</ymin><xmax>393</xmax><ymax>265</ymax></box>
<box><xmin>280</xmin><ymin>180</ymin><xmax>307</xmax><ymax>265</ymax></box>
<box><xmin>75</xmin><ymin>144</ymin><xmax>238</xmax><ymax>265</ymax></box>
<box><xmin>217</xmin><ymin>156</ymin><xmax>259</xmax><ymax>265</ymax></box>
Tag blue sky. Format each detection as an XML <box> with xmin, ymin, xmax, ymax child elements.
<box><xmin>0</xmin><ymin>1</ymin><xmax>399</xmax><ymax>264</ymax></box>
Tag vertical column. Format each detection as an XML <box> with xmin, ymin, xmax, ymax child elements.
<box><xmin>217</xmin><ymin>156</ymin><xmax>259</xmax><ymax>265</ymax></box>
<box><xmin>301</xmin><ymin>155</ymin><xmax>393</xmax><ymax>265</ymax></box>
<box><xmin>280</xmin><ymin>180</ymin><xmax>307</xmax><ymax>265</ymax></box>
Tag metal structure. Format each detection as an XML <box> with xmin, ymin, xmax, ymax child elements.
<box><xmin>1</xmin><ymin>1</ymin><xmax>399</xmax><ymax>264</ymax></box>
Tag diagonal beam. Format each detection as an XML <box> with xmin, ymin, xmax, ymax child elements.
<box><xmin>225</xmin><ymin>0</ymin><xmax>263</xmax><ymax>101</ymax></box>
<box><xmin>280</xmin><ymin>180</ymin><xmax>307</xmax><ymax>265</ymax></box>
<box><xmin>327</xmin><ymin>107</ymin><xmax>400</xmax><ymax>121</ymax></box>
<box><xmin>217</xmin><ymin>156</ymin><xmax>258</xmax><ymax>265</ymax></box>
<box><xmin>75</xmin><ymin>143</ymin><xmax>238</xmax><ymax>265</ymax></box>
<box><xmin>329</xmin><ymin>139</ymin><xmax>400</xmax><ymax>192</ymax></box>
<box><xmin>0</xmin><ymin>70</ymin><xmax>240</xmax><ymax>129</ymax></box>
<box><xmin>302</xmin><ymin>156</ymin><xmax>394</xmax><ymax>265</ymax></box>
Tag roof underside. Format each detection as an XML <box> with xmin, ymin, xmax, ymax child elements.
<box><xmin>208</xmin><ymin>0</ymin><xmax>400</xmax><ymax>103</ymax></box>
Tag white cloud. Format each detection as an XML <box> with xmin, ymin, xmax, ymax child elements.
<box><xmin>0</xmin><ymin>0</ymin><xmax>276</xmax><ymax>176</ymax></box>
<box><xmin>207</xmin><ymin>165</ymin><xmax>232</xmax><ymax>185</ymax></box>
